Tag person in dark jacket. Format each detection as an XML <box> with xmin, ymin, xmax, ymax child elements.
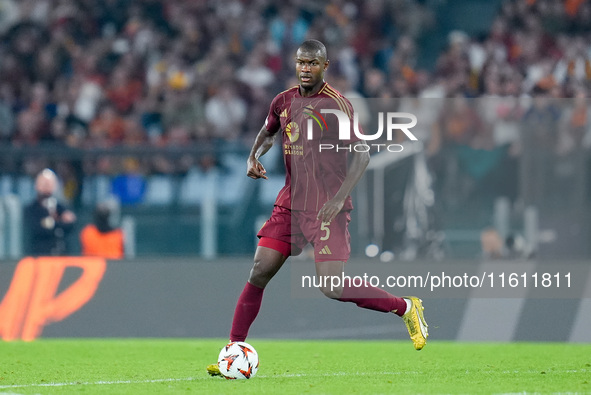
<box><xmin>24</xmin><ymin>168</ymin><xmax>77</xmax><ymax>256</ymax></box>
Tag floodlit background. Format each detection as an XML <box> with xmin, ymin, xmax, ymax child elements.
<box><xmin>1</xmin><ymin>0</ymin><xmax>591</xmax><ymax>342</ymax></box>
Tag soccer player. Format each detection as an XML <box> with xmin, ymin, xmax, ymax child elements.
<box><xmin>208</xmin><ymin>40</ymin><xmax>427</xmax><ymax>375</ymax></box>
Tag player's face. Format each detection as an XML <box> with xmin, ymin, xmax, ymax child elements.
<box><xmin>295</xmin><ymin>49</ymin><xmax>328</xmax><ymax>92</ymax></box>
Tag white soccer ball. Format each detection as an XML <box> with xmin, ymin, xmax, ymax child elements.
<box><xmin>217</xmin><ymin>341</ymin><xmax>259</xmax><ymax>379</ymax></box>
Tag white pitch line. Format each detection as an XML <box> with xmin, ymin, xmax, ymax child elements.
<box><xmin>0</xmin><ymin>377</ymin><xmax>200</xmax><ymax>390</ymax></box>
<box><xmin>0</xmin><ymin>369</ymin><xmax>588</xmax><ymax>390</ymax></box>
<box><xmin>0</xmin><ymin>372</ymin><xmax>405</xmax><ymax>389</ymax></box>
<box><xmin>0</xmin><ymin>372</ymin><xmax>409</xmax><ymax>389</ymax></box>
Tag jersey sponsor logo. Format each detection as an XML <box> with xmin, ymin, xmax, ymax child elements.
<box><xmin>284</xmin><ymin>143</ymin><xmax>303</xmax><ymax>156</ymax></box>
<box><xmin>284</xmin><ymin>121</ymin><xmax>304</xmax><ymax>155</ymax></box>
<box><xmin>318</xmin><ymin>245</ymin><xmax>332</xmax><ymax>255</ymax></box>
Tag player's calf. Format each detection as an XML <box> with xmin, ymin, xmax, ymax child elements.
<box><xmin>315</xmin><ymin>260</ymin><xmax>346</xmax><ymax>299</ymax></box>
<box><xmin>317</xmin><ymin>281</ymin><xmax>343</xmax><ymax>299</ymax></box>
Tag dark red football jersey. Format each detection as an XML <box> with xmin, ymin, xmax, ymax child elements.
<box><xmin>265</xmin><ymin>82</ymin><xmax>362</xmax><ymax>212</ymax></box>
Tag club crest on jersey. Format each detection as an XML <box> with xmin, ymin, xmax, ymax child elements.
<box><xmin>285</xmin><ymin>122</ymin><xmax>300</xmax><ymax>143</ymax></box>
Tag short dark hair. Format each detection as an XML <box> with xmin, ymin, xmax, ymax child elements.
<box><xmin>298</xmin><ymin>39</ymin><xmax>327</xmax><ymax>60</ymax></box>
<box><xmin>94</xmin><ymin>203</ymin><xmax>114</xmax><ymax>233</ymax></box>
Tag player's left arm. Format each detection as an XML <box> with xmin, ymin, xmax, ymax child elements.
<box><xmin>317</xmin><ymin>141</ymin><xmax>369</xmax><ymax>223</ymax></box>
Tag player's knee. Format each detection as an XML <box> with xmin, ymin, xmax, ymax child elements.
<box><xmin>318</xmin><ymin>284</ymin><xmax>343</xmax><ymax>300</ymax></box>
<box><xmin>248</xmin><ymin>260</ymin><xmax>274</xmax><ymax>288</ymax></box>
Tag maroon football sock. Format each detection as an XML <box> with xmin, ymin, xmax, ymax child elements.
<box><xmin>339</xmin><ymin>281</ymin><xmax>407</xmax><ymax>316</ymax></box>
<box><xmin>229</xmin><ymin>282</ymin><xmax>265</xmax><ymax>342</ymax></box>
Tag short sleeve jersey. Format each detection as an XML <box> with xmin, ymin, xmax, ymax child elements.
<box><xmin>265</xmin><ymin>82</ymin><xmax>362</xmax><ymax>212</ymax></box>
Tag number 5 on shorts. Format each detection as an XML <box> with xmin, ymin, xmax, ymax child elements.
<box><xmin>320</xmin><ymin>221</ymin><xmax>331</xmax><ymax>241</ymax></box>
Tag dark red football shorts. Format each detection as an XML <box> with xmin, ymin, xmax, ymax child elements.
<box><xmin>257</xmin><ymin>205</ymin><xmax>351</xmax><ymax>262</ymax></box>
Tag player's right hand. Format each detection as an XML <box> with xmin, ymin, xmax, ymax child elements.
<box><xmin>247</xmin><ymin>158</ymin><xmax>268</xmax><ymax>179</ymax></box>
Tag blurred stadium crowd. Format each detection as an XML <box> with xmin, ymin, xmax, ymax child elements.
<box><xmin>0</xmin><ymin>0</ymin><xmax>590</xmax><ymax>208</ymax></box>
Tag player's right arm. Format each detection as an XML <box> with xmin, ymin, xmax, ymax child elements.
<box><xmin>247</xmin><ymin>125</ymin><xmax>276</xmax><ymax>180</ymax></box>
<box><xmin>248</xmin><ymin>92</ymin><xmax>283</xmax><ymax>179</ymax></box>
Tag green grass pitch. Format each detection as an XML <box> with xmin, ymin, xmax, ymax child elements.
<box><xmin>1</xmin><ymin>339</ymin><xmax>589</xmax><ymax>394</ymax></box>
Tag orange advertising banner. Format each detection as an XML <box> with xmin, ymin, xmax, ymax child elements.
<box><xmin>0</xmin><ymin>257</ymin><xmax>107</xmax><ymax>341</ymax></box>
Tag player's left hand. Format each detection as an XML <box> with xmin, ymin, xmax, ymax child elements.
<box><xmin>317</xmin><ymin>197</ymin><xmax>345</xmax><ymax>223</ymax></box>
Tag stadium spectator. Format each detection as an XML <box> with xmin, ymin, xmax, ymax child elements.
<box><xmin>24</xmin><ymin>168</ymin><xmax>77</xmax><ymax>256</ymax></box>
<box><xmin>0</xmin><ymin>0</ymin><xmax>587</xmax><ymax>150</ymax></box>
<box><xmin>236</xmin><ymin>45</ymin><xmax>276</xmax><ymax>91</ymax></box>
<box><xmin>88</xmin><ymin>103</ymin><xmax>127</xmax><ymax>146</ymax></box>
<box><xmin>80</xmin><ymin>202</ymin><xmax>125</xmax><ymax>259</ymax></box>
<box><xmin>269</xmin><ymin>6</ymin><xmax>310</xmax><ymax>52</ymax></box>
<box><xmin>110</xmin><ymin>157</ymin><xmax>146</xmax><ymax>206</ymax></box>
<box><xmin>204</xmin><ymin>82</ymin><xmax>247</xmax><ymax>142</ymax></box>
<box><xmin>0</xmin><ymin>0</ymin><xmax>588</xmax><ymax>215</ymax></box>
<box><xmin>105</xmin><ymin>65</ymin><xmax>143</xmax><ymax>116</ymax></box>
<box><xmin>0</xmin><ymin>84</ymin><xmax>15</xmax><ymax>141</ymax></box>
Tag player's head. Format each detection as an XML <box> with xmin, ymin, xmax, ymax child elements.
<box><xmin>298</xmin><ymin>39</ymin><xmax>328</xmax><ymax>61</ymax></box>
<box><xmin>295</xmin><ymin>39</ymin><xmax>329</xmax><ymax>93</ymax></box>
<box><xmin>35</xmin><ymin>168</ymin><xmax>57</xmax><ymax>199</ymax></box>
<box><xmin>93</xmin><ymin>202</ymin><xmax>114</xmax><ymax>232</ymax></box>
